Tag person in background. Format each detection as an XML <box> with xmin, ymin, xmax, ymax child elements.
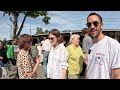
<box><xmin>0</xmin><ymin>40</ymin><xmax>9</xmax><ymax>79</ymax></box>
<box><xmin>47</xmin><ymin>29</ymin><xmax>68</xmax><ymax>79</ymax></box>
<box><xmin>62</xmin><ymin>37</ymin><xmax>67</xmax><ymax>47</ymax></box>
<box><xmin>67</xmin><ymin>34</ymin><xmax>86</xmax><ymax>79</ymax></box>
<box><xmin>6</xmin><ymin>41</ymin><xmax>14</xmax><ymax>69</ymax></box>
<box><xmin>12</xmin><ymin>38</ymin><xmax>20</xmax><ymax>78</ymax></box>
<box><xmin>81</xmin><ymin>28</ymin><xmax>93</xmax><ymax>77</ymax></box>
<box><xmin>36</xmin><ymin>42</ymin><xmax>43</xmax><ymax>65</ymax></box>
<box><xmin>17</xmin><ymin>34</ymin><xmax>40</xmax><ymax>79</ymax></box>
<box><xmin>30</xmin><ymin>43</ymin><xmax>39</xmax><ymax>63</ymax></box>
<box><xmin>12</xmin><ymin>38</ymin><xmax>19</xmax><ymax>60</ymax></box>
<box><xmin>42</xmin><ymin>36</ymin><xmax>51</xmax><ymax>77</ymax></box>
<box><xmin>85</xmin><ymin>12</ymin><xmax>120</xmax><ymax>79</ymax></box>
<box><xmin>41</xmin><ymin>37</ymin><xmax>46</xmax><ymax>46</ymax></box>
<box><xmin>82</xmin><ymin>28</ymin><xmax>93</xmax><ymax>54</ymax></box>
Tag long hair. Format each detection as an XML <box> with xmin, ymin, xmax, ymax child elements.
<box><xmin>49</xmin><ymin>29</ymin><xmax>63</xmax><ymax>44</ymax></box>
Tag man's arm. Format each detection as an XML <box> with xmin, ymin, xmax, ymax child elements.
<box><xmin>112</xmin><ymin>68</ymin><xmax>120</xmax><ymax>79</ymax></box>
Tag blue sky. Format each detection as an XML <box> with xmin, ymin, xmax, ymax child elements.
<box><xmin>0</xmin><ymin>11</ymin><xmax>120</xmax><ymax>40</ymax></box>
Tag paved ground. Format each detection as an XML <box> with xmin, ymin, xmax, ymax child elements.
<box><xmin>37</xmin><ymin>64</ymin><xmax>47</xmax><ymax>79</ymax></box>
<box><xmin>0</xmin><ymin>63</ymin><xmax>46</xmax><ymax>79</ymax></box>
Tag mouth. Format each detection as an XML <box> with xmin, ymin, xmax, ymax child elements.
<box><xmin>90</xmin><ymin>29</ymin><xmax>97</xmax><ymax>34</ymax></box>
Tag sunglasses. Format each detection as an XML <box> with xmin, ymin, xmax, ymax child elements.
<box><xmin>86</xmin><ymin>21</ymin><xmax>100</xmax><ymax>28</ymax></box>
<box><xmin>48</xmin><ymin>37</ymin><xmax>56</xmax><ymax>40</ymax></box>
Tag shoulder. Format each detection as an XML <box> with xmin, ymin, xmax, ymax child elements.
<box><xmin>59</xmin><ymin>43</ymin><xmax>66</xmax><ymax>49</ymax></box>
<box><xmin>19</xmin><ymin>50</ymin><xmax>29</xmax><ymax>56</ymax></box>
<box><xmin>66</xmin><ymin>44</ymin><xmax>71</xmax><ymax>48</ymax></box>
<box><xmin>66</xmin><ymin>45</ymin><xmax>72</xmax><ymax>50</ymax></box>
<box><xmin>59</xmin><ymin>43</ymin><xmax>67</xmax><ymax>51</ymax></box>
<box><xmin>107</xmin><ymin>36</ymin><xmax>119</xmax><ymax>45</ymax></box>
<box><xmin>78</xmin><ymin>46</ymin><xmax>82</xmax><ymax>49</ymax></box>
<box><xmin>106</xmin><ymin>36</ymin><xmax>120</xmax><ymax>49</ymax></box>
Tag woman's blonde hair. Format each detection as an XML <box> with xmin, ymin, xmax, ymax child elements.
<box><xmin>69</xmin><ymin>34</ymin><xmax>80</xmax><ymax>44</ymax></box>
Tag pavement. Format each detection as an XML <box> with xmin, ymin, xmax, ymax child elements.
<box><xmin>0</xmin><ymin>63</ymin><xmax>46</xmax><ymax>79</ymax></box>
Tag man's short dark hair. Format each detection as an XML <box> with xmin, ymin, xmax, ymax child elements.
<box><xmin>87</xmin><ymin>12</ymin><xmax>102</xmax><ymax>23</ymax></box>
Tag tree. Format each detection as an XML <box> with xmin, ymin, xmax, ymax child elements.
<box><xmin>36</xmin><ymin>27</ymin><xmax>44</xmax><ymax>34</ymax></box>
<box><xmin>44</xmin><ymin>29</ymin><xmax>49</xmax><ymax>34</ymax></box>
<box><xmin>2</xmin><ymin>11</ymin><xmax>51</xmax><ymax>40</ymax></box>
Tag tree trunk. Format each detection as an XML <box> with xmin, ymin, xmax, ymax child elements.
<box><xmin>12</xmin><ymin>16</ymin><xmax>18</xmax><ymax>39</ymax></box>
<box><xmin>12</xmin><ymin>12</ymin><xmax>20</xmax><ymax>40</ymax></box>
<box><xmin>16</xmin><ymin>13</ymin><xmax>27</xmax><ymax>37</ymax></box>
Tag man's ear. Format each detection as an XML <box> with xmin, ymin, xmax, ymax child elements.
<box><xmin>101</xmin><ymin>23</ymin><xmax>103</xmax><ymax>29</ymax></box>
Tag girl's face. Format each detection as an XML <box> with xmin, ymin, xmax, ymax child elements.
<box><xmin>49</xmin><ymin>34</ymin><xmax>58</xmax><ymax>47</ymax></box>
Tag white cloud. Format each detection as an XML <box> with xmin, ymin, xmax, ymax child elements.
<box><xmin>1</xmin><ymin>11</ymin><xmax>120</xmax><ymax>40</ymax></box>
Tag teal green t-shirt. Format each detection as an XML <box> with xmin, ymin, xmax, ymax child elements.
<box><xmin>6</xmin><ymin>45</ymin><xmax>14</xmax><ymax>59</ymax></box>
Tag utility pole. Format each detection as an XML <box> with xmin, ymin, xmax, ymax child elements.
<box><xmin>10</xmin><ymin>24</ymin><xmax>12</xmax><ymax>39</ymax></box>
<box><xmin>8</xmin><ymin>24</ymin><xmax>12</xmax><ymax>39</ymax></box>
<box><xmin>30</xmin><ymin>26</ymin><xmax>31</xmax><ymax>35</ymax></box>
<box><xmin>30</xmin><ymin>26</ymin><xmax>34</xmax><ymax>35</ymax></box>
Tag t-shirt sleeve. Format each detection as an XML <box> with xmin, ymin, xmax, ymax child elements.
<box><xmin>111</xmin><ymin>42</ymin><xmax>120</xmax><ymax>69</ymax></box>
<box><xmin>66</xmin><ymin>46</ymin><xmax>70</xmax><ymax>58</ymax></box>
<box><xmin>82</xmin><ymin>38</ymin><xmax>88</xmax><ymax>53</ymax></box>
<box><xmin>80</xmin><ymin>46</ymin><xmax>85</xmax><ymax>59</ymax></box>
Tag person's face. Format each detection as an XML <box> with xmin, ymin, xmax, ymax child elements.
<box><xmin>13</xmin><ymin>40</ymin><xmax>18</xmax><ymax>45</ymax></box>
<box><xmin>0</xmin><ymin>42</ymin><xmax>3</xmax><ymax>49</ymax></box>
<box><xmin>86</xmin><ymin>15</ymin><xmax>103</xmax><ymax>39</ymax></box>
<box><xmin>72</xmin><ymin>36</ymin><xmax>80</xmax><ymax>46</ymax></box>
<box><xmin>49</xmin><ymin>34</ymin><xmax>57</xmax><ymax>47</ymax></box>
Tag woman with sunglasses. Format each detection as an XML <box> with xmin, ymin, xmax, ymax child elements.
<box><xmin>47</xmin><ymin>29</ymin><xmax>68</xmax><ymax>79</ymax></box>
<box><xmin>85</xmin><ymin>12</ymin><xmax>120</xmax><ymax>79</ymax></box>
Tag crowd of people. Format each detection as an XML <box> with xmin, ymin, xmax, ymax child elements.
<box><xmin>0</xmin><ymin>12</ymin><xmax>120</xmax><ymax>79</ymax></box>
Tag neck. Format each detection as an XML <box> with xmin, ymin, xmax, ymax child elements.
<box><xmin>71</xmin><ymin>43</ymin><xmax>78</xmax><ymax>48</ymax></box>
<box><xmin>53</xmin><ymin>43</ymin><xmax>58</xmax><ymax>48</ymax></box>
<box><xmin>85</xmin><ymin>34</ymin><xmax>88</xmax><ymax>36</ymax></box>
<box><xmin>93</xmin><ymin>33</ymin><xmax>105</xmax><ymax>43</ymax></box>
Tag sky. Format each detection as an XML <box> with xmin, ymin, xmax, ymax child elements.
<box><xmin>0</xmin><ymin>11</ymin><xmax>120</xmax><ymax>40</ymax></box>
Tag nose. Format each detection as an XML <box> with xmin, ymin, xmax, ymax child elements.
<box><xmin>91</xmin><ymin>23</ymin><xmax>95</xmax><ymax>28</ymax></box>
<box><xmin>90</xmin><ymin>24</ymin><xmax>96</xmax><ymax>31</ymax></box>
<box><xmin>49</xmin><ymin>39</ymin><xmax>52</xmax><ymax>42</ymax></box>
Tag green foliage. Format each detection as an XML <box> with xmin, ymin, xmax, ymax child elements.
<box><xmin>36</xmin><ymin>27</ymin><xmax>49</xmax><ymax>34</ymax></box>
<box><xmin>2</xmin><ymin>11</ymin><xmax>51</xmax><ymax>39</ymax></box>
<box><xmin>44</xmin><ymin>30</ymin><xmax>49</xmax><ymax>33</ymax></box>
<box><xmin>36</xmin><ymin>27</ymin><xmax>44</xmax><ymax>34</ymax></box>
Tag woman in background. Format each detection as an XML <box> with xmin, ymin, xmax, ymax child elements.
<box><xmin>67</xmin><ymin>34</ymin><xmax>86</xmax><ymax>79</ymax></box>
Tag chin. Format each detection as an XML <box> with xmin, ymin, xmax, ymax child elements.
<box><xmin>76</xmin><ymin>44</ymin><xmax>79</xmax><ymax>47</ymax></box>
<box><xmin>90</xmin><ymin>34</ymin><xmax>96</xmax><ymax>38</ymax></box>
<box><xmin>52</xmin><ymin>43</ymin><xmax>55</xmax><ymax>46</ymax></box>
